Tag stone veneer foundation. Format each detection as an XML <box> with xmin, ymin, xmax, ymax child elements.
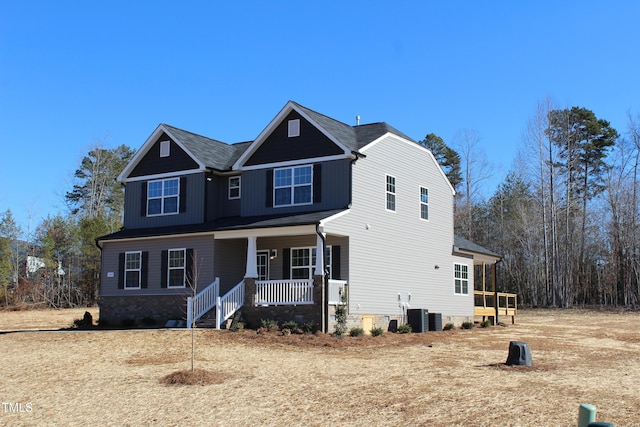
<box><xmin>99</xmin><ymin>295</ymin><xmax>188</xmax><ymax>327</ymax></box>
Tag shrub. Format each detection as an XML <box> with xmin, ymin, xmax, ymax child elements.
<box><xmin>480</xmin><ymin>320</ymin><xmax>491</xmax><ymax>328</ymax></box>
<box><xmin>281</xmin><ymin>328</ymin><xmax>291</xmax><ymax>336</ymax></box>
<box><xmin>370</xmin><ymin>326</ymin><xmax>384</xmax><ymax>337</ymax></box>
<box><xmin>73</xmin><ymin>311</ymin><xmax>93</xmax><ymax>329</ymax></box>
<box><xmin>334</xmin><ymin>289</ymin><xmax>348</xmax><ymax>337</ymax></box>
<box><xmin>260</xmin><ymin>318</ymin><xmax>278</xmax><ymax>331</ymax></box>
<box><xmin>443</xmin><ymin>322</ymin><xmax>455</xmax><ymax>331</ymax></box>
<box><xmin>349</xmin><ymin>327</ymin><xmax>364</xmax><ymax>337</ymax></box>
<box><xmin>461</xmin><ymin>321</ymin><xmax>475</xmax><ymax>329</ymax></box>
<box><xmin>230</xmin><ymin>321</ymin><xmax>245</xmax><ymax>332</ymax></box>
<box><xmin>281</xmin><ymin>320</ymin><xmax>299</xmax><ymax>331</ymax></box>
<box><xmin>397</xmin><ymin>324</ymin><xmax>412</xmax><ymax>334</ymax></box>
<box><xmin>302</xmin><ymin>321</ymin><xmax>318</xmax><ymax>334</ymax></box>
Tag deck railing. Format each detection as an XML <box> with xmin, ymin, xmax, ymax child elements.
<box><xmin>255</xmin><ymin>279</ymin><xmax>314</xmax><ymax>305</ymax></box>
<box><xmin>216</xmin><ymin>279</ymin><xmax>245</xmax><ymax>330</ymax></box>
<box><xmin>474</xmin><ymin>290</ymin><xmax>518</xmax><ymax>323</ymax></box>
<box><xmin>328</xmin><ymin>279</ymin><xmax>348</xmax><ymax>304</ymax></box>
<box><xmin>186</xmin><ymin>277</ymin><xmax>219</xmax><ymax>328</ymax></box>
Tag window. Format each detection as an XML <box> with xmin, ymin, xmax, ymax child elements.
<box><xmin>288</xmin><ymin>119</ymin><xmax>300</xmax><ymax>137</ymax></box>
<box><xmin>290</xmin><ymin>246</ymin><xmax>331</xmax><ymax>279</ymax></box>
<box><xmin>124</xmin><ymin>251</ymin><xmax>142</xmax><ymax>289</ymax></box>
<box><xmin>228</xmin><ymin>176</ymin><xmax>241</xmax><ymax>199</ymax></box>
<box><xmin>147</xmin><ymin>178</ymin><xmax>179</xmax><ymax>215</ymax></box>
<box><xmin>160</xmin><ymin>140</ymin><xmax>170</xmax><ymax>157</ymax></box>
<box><xmin>168</xmin><ymin>249</ymin><xmax>186</xmax><ymax>288</ymax></box>
<box><xmin>454</xmin><ymin>263</ymin><xmax>469</xmax><ymax>295</ymax></box>
<box><xmin>386</xmin><ymin>175</ymin><xmax>396</xmax><ymax>211</ymax></box>
<box><xmin>274</xmin><ymin>165</ymin><xmax>312</xmax><ymax>207</ymax></box>
<box><xmin>420</xmin><ymin>186</ymin><xmax>429</xmax><ymax>220</ymax></box>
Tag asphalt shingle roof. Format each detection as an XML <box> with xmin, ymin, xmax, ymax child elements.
<box><xmin>454</xmin><ymin>235</ymin><xmax>501</xmax><ymax>259</ymax></box>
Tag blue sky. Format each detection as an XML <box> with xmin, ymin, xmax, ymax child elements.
<box><xmin>1</xmin><ymin>1</ymin><xmax>639</xmax><ymax>234</ymax></box>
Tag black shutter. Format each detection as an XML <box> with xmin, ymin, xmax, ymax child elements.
<box><xmin>282</xmin><ymin>248</ymin><xmax>290</xmax><ymax>279</ymax></box>
<box><xmin>179</xmin><ymin>176</ymin><xmax>187</xmax><ymax>213</ymax></box>
<box><xmin>313</xmin><ymin>164</ymin><xmax>322</xmax><ymax>204</ymax></box>
<box><xmin>331</xmin><ymin>246</ymin><xmax>340</xmax><ymax>279</ymax></box>
<box><xmin>140</xmin><ymin>182</ymin><xmax>147</xmax><ymax>217</ymax></box>
<box><xmin>118</xmin><ymin>253</ymin><xmax>125</xmax><ymax>289</ymax></box>
<box><xmin>265</xmin><ymin>169</ymin><xmax>273</xmax><ymax>208</ymax></box>
<box><xmin>186</xmin><ymin>248</ymin><xmax>194</xmax><ymax>288</ymax></box>
<box><xmin>160</xmin><ymin>250</ymin><xmax>168</xmax><ymax>288</ymax></box>
<box><xmin>141</xmin><ymin>252</ymin><xmax>149</xmax><ymax>288</ymax></box>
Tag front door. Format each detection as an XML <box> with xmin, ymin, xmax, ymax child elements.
<box><xmin>257</xmin><ymin>251</ymin><xmax>269</xmax><ymax>281</ymax></box>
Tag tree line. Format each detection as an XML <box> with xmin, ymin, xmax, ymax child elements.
<box><xmin>1</xmin><ymin>103</ymin><xmax>639</xmax><ymax>309</ymax></box>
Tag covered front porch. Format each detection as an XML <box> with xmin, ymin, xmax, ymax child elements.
<box><xmin>188</xmin><ymin>219</ymin><xmax>348</xmax><ymax>331</ymax></box>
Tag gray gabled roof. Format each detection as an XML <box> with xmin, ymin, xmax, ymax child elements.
<box><xmin>291</xmin><ymin>101</ymin><xmax>417</xmax><ymax>152</ymax></box>
<box><xmin>454</xmin><ymin>235</ymin><xmax>502</xmax><ymax>259</ymax></box>
<box><xmin>163</xmin><ymin>124</ymin><xmax>251</xmax><ymax>171</ymax></box>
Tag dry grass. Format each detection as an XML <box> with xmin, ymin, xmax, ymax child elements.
<box><xmin>0</xmin><ymin>307</ymin><xmax>638</xmax><ymax>426</ymax></box>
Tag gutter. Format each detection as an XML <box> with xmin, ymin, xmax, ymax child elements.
<box><xmin>316</xmin><ymin>222</ymin><xmax>329</xmax><ymax>334</ymax></box>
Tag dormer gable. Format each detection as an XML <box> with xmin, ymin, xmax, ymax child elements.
<box><xmin>118</xmin><ymin>124</ymin><xmax>241</xmax><ymax>183</ymax></box>
<box><xmin>234</xmin><ymin>101</ymin><xmax>354</xmax><ymax>170</ymax></box>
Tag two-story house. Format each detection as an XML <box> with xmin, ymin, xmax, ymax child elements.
<box><xmin>97</xmin><ymin>101</ymin><xmax>502</xmax><ymax>331</ymax></box>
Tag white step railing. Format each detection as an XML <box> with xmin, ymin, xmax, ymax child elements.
<box><xmin>255</xmin><ymin>279</ymin><xmax>314</xmax><ymax>305</ymax></box>
<box><xmin>216</xmin><ymin>279</ymin><xmax>245</xmax><ymax>330</ymax></box>
<box><xmin>328</xmin><ymin>279</ymin><xmax>348</xmax><ymax>304</ymax></box>
<box><xmin>186</xmin><ymin>277</ymin><xmax>220</xmax><ymax>329</ymax></box>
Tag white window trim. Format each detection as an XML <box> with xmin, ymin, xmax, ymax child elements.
<box><xmin>420</xmin><ymin>185</ymin><xmax>429</xmax><ymax>221</ymax></box>
<box><xmin>228</xmin><ymin>176</ymin><xmax>241</xmax><ymax>200</ymax></box>
<box><xmin>167</xmin><ymin>248</ymin><xmax>187</xmax><ymax>288</ymax></box>
<box><xmin>147</xmin><ymin>178</ymin><xmax>180</xmax><ymax>216</ymax></box>
<box><xmin>386</xmin><ymin>174</ymin><xmax>396</xmax><ymax>212</ymax></box>
<box><xmin>273</xmin><ymin>165</ymin><xmax>313</xmax><ymax>208</ymax></box>
<box><xmin>124</xmin><ymin>251</ymin><xmax>142</xmax><ymax>289</ymax></box>
<box><xmin>454</xmin><ymin>263</ymin><xmax>469</xmax><ymax>295</ymax></box>
<box><xmin>160</xmin><ymin>140</ymin><xmax>170</xmax><ymax>157</ymax></box>
<box><xmin>290</xmin><ymin>246</ymin><xmax>331</xmax><ymax>279</ymax></box>
<box><xmin>288</xmin><ymin>119</ymin><xmax>300</xmax><ymax>137</ymax></box>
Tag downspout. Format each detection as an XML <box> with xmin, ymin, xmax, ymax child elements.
<box><xmin>316</xmin><ymin>222</ymin><xmax>329</xmax><ymax>333</ymax></box>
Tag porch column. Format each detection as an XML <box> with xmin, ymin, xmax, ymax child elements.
<box><xmin>245</xmin><ymin>235</ymin><xmax>258</xmax><ymax>278</ymax></box>
<box><xmin>314</xmin><ymin>232</ymin><xmax>325</xmax><ymax>276</ymax></box>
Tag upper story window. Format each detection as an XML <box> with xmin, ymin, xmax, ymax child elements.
<box><xmin>288</xmin><ymin>119</ymin><xmax>300</xmax><ymax>137</ymax></box>
<box><xmin>454</xmin><ymin>263</ymin><xmax>469</xmax><ymax>295</ymax></box>
<box><xmin>148</xmin><ymin>178</ymin><xmax>179</xmax><ymax>216</ymax></box>
<box><xmin>228</xmin><ymin>176</ymin><xmax>241</xmax><ymax>200</ymax></box>
<box><xmin>167</xmin><ymin>248</ymin><xmax>186</xmax><ymax>288</ymax></box>
<box><xmin>274</xmin><ymin>165</ymin><xmax>312</xmax><ymax>207</ymax></box>
<box><xmin>124</xmin><ymin>251</ymin><xmax>142</xmax><ymax>289</ymax></box>
<box><xmin>420</xmin><ymin>186</ymin><xmax>429</xmax><ymax>220</ymax></box>
<box><xmin>386</xmin><ymin>175</ymin><xmax>396</xmax><ymax>212</ymax></box>
<box><xmin>160</xmin><ymin>140</ymin><xmax>170</xmax><ymax>157</ymax></box>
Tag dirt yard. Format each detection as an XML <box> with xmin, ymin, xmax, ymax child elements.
<box><xmin>0</xmin><ymin>308</ymin><xmax>638</xmax><ymax>426</ymax></box>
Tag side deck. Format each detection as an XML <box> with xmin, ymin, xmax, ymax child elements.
<box><xmin>474</xmin><ymin>291</ymin><xmax>517</xmax><ymax>324</ymax></box>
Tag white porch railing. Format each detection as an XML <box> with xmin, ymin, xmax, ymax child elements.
<box><xmin>255</xmin><ymin>279</ymin><xmax>314</xmax><ymax>305</ymax></box>
<box><xmin>186</xmin><ymin>277</ymin><xmax>219</xmax><ymax>329</ymax></box>
<box><xmin>216</xmin><ymin>279</ymin><xmax>245</xmax><ymax>330</ymax></box>
<box><xmin>328</xmin><ymin>279</ymin><xmax>348</xmax><ymax>304</ymax></box>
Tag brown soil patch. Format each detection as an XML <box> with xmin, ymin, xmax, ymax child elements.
<box><xmin>0</xmin><ymin>308</ymin><xmax>638</xmax><ymax>426</ymax></box>
<box><xmin>160</xmin><ymin>368</ymin><xmax>233</xmax><ymax>386</ymax></box>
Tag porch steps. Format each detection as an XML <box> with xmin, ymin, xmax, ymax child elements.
<box><xmin>195</xmin><ymin>309</ymin><xmax>218</xmax><ymax>328</ymax></box>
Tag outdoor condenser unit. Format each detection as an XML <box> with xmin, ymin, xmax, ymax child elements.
<box><xmin>407</xmin><ymin>308</ymin><xmax>429</xmax><ymax>333</ymax></box>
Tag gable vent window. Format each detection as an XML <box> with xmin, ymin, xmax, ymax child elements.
<box><xmin>160</xmin><ymin>140</ymin><xmax>170</xmax><ymax>157</ymax></box>
<box><xmin>288</xmin><ymin>119</ymin><xmax>300</xmax><ymax>138</ymax></box>
<box><xmin>386</xmin><ymin>174</ymin><xmax>396</xmax><ymax>212</ymax></box>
